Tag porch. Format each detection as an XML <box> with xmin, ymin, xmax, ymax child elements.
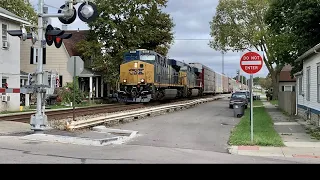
<box><xmin>78</xmin><ymin>68</ymin><xmax>107</xmax><ymax>99</ymax></box>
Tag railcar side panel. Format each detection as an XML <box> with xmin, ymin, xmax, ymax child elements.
<box><xmin>222</xmin><ymin>74</ymin><xmax>229</xmax><ymax>93</ymax></box>
<box><xmin>215</xmin><ymin>72</ymin><xmax>223</xmax><ymax>94</ymax></box>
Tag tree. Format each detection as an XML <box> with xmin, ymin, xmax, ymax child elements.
<box><xmin>76</xmin><ymin>0</ymin><xmax>174</xmax><ymax>93</ymax></box>
<box><xmin>265</xmin><ymin>0</ymin><xmax>320</xmax><ymax>76</ymax></box>
<box><xmin>258</xmin><ymin>77</ymin><xmax>272</xmax><ymax>90</ymax></box>
<box><xmin>253</xmin><ymin>77</ymin><xmax>261</xmax><ymax>84</ymax></box>
<box><xmin>0</xmin><ymin>0</ymin><xmax>37</xmax><ymax>25</ymax></box>
<box><xmin>209</xmin><ymin>0</ymin><xmax>283</xmax><ymax>100</ymax></box>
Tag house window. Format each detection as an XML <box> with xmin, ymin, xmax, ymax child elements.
<box><xmin>2</xmin><ymin>78</ymin><xmax>7</xmax><ymax>88</ymax></box>
<box><xmin>306</xmin><ymin>67</ymin><xmax>310</xmax><ymax>101</ymax></box>
<box><xmin>292</xmin><ymin>86</ymin><xmax>295</xmax><ymax>92</ymax></box>
<box><xmin>318</xmin><ymin>64</ymin><xmax>320</xmax><ymax>102</ymax></box>
<box><xmin>284</xmin><ymin>85</ymin><xmax>292</xmax><ymax>92</ymax></box>
<box><xmin>2</xmin><ymin>24</ymin><xmax>8</xmax><ymax>49</ymax></box>
<box><xmin>2</xmin><ymin>24</ymin><xmax>7</xmax><ymax>42</ymax></box>
<box><xmin>299</xmin><ymin>76</ymin><xmax>303</xmax><ymax>95</ymax></box>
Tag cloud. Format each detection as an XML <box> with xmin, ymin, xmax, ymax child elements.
<box><xmin>30</xmin><ymin>0</ymin><xmax>268</xmax><ymax>79</ymax></box>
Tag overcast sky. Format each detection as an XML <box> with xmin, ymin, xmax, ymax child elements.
<box><xmin>30</xmin><ymin>0</ymin><xmax>269</xmax><ymax>79</ymax></box>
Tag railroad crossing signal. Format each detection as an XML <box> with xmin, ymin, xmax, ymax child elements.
<box><xmin>240</xmin><ymin>52</ymin><xmax>263</xmax><ymax>75</ymax></box>
<box><xmin>6</xmin><ymin>0</ymin><xmax>100</xmax><ymax>133</ymax></box>
<box><xmin>57</xmin><ymin>1</ymin><xmax>99</xmax><ymax>24</ymax></box>
<box><xmin>45</xmin><ymin>24</ymin><xmax>72</xmax><ymax>48</ymax></box>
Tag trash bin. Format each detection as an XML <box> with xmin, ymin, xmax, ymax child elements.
<box><xmin>233</xmin><ymin>102</ymin><xmax>245</xmax><ymax>118</ymax></box>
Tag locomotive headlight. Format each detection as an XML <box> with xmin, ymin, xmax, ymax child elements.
<box><xmin>134</xmin><ymin>62</ymin><xmax>138</xmax><ymax>68</ymax></box>
<box><xmin>140</xmin><ymin>79</ymin><xmax>145</xmax><ymax>83</ymax></box>
<box><xmin>123</xmin><ymin>79</ymin><xmax>127</xmax><ymax>83</ymax></box>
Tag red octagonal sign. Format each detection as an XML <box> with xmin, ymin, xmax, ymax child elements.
<box><xmin>240</xmin><ymin>52</ymin><xmax>263</xmax><ymax>74</ymax></box>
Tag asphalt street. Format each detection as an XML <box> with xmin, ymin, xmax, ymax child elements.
<box><xmin>113</xmin><ymin>96</ymin><xmax>240</xmax><ymax>153</ymax></box>
<box><xmin>0</xmin><ymin>97</ymin><xmax>319</xmax><ymax>163</ymax></box>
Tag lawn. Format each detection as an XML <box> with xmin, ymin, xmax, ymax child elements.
<box><xmin>270</xmin><ymin>100</ymin><xmax>278</xmax><ymax>105</ymax></box>
<box><xmin>228</xmin><ymin>106</ymin><xmax>284</xmax><ymax>146</ymax></box>
<box><xmin>252</xmin><ymin>100</ymin><xmax>263</xmax><ymax>107</ymax></box>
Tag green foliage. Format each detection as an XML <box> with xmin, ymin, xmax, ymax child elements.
<box><xmin>76</xmin><ymin>0</ymin><xmax>175</xmax><ymax>86</ymax></box>
<box><xmin>209</xmin><ymin>0</ymin><xmax>277</xmax><ymax>73</ymax></box>
<box><xmin>0</xmin><ymin>0</ymin><xmax>37</xmax><ymax>25</ymax></box>
<box><xmin>60</xmin><ymin>77</ymin><xmax>83</xmax><ymax>105</ymax></box>
<box><xmin>253</xmin><ymin>77</ymin><xmax>261</xmax><ymax>84</ymax></box>
<box><xmin>209</xmin><ymin>0</ymin><xmax>285</xmax><ymax>100</ymax></box>
<box><xmin>258</xmin><ymin>77</ymin><xmax>272</xmax><ymax>89</ymax></box>
<box><xmin>265</xmin><ymin>0</ymin><xmax>320</xmax><ymax>76</ymax></box>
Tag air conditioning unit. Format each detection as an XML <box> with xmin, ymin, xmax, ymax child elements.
<box><xmin>2</xmin><ymin>41</ymin><xmax>9</xmax><ymax>49</ymax></box>
<box><xmin>1</xmin><ymin>95</ymin><xmax>10</xmax><ymax>102</ymax></box>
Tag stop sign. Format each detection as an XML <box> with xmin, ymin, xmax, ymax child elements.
<box><xmin>240</xmin><ymin>52</ymin><xmax>263</xmax><ymax>74</ymax></box>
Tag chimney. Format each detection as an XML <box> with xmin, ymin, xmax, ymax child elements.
<box><xmin>62</xmin><ymin>24</ymin><xmax>68</xmax><ymax>30</ymax></box>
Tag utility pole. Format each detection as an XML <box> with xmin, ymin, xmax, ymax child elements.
<box><xmin>222</xmin><ymin>51</ymin><xmax>224</xmax><ymax>75</ymax></box>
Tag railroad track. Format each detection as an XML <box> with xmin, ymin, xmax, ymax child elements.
<box><xmin>0</xmin><ymin>104</ymin><xmax>145</xmax><ymax>123</ymax></box>
<box><xmin>0</xmin><ymin>94</ymin><xmax>226</xmax><ymax>124</ymax></box>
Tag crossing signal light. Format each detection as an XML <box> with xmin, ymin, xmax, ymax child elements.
<box><xmin>7</xmin><ymin>27</ymin><xmax>28</xmax><ymax>41</ymax></box>
<box><xmin>78</xmin><ymin>1</ymin><xmax>99</xmax><ymax>23</ymax></box>
<box><xmin>53</xmin><ymin>28</ymin><xmax>72</xmax><ymax>48</ymax></box>
<box><xmin>45</xmin><ymin>25</ymin><xmax>72</xmax><ymax>48</ymax></box>
<box><xmin>57</xmin><ymin>4</ymin><xmax>77</xmax><ymax>24</ymax></box>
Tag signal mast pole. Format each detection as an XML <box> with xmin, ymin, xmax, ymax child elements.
<box><xmin>31</xmin><ymin>0</ymin><xmax>46</xmax><ymax>133</ymax></box>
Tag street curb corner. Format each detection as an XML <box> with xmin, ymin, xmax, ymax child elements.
<box><xmin>227</xmin><ymin>146</ymin><xmax>238</xmax><ymax>155</ymax></box>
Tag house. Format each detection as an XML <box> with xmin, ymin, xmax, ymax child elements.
<box><xmin>279</xmin><ymin>64</ymin><xmax>296</xmax><ymax>92</ymax></box>
<box><xmin>0</xmin><ymin>7</ymin><xmax>30</xmax><ymax>112</ymax></box>
<box><xmin>20</xmin><ymin>28</ymin><xmax>105</xmax><ymax>101</ymax></box>
<box><xmin>295</xmin><ymin>43</ymin><xmax>320</xmax><ymax>126</ymax></box>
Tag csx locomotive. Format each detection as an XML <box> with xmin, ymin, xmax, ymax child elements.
<box><xmin>118</xmin><ymin>49</ymin><xmax>202</xmax><ymax>102</ymax></box>
<box><xmin>117</xmin><ymin>49</ymin><xmax>248</xmax><ymax>103</ymax></box>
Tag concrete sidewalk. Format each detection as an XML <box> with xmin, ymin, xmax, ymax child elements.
<box><xmin>228</xmin><ymin>100</ymin><xmax>320</xmax><ymax>160</ymax></box>
<box><xmin>228</xmin><ymin>146</ymin><xmax>320</xmax><ymax>159</ymax></box>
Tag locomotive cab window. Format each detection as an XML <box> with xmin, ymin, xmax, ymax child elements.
<box><xmin>140</xmin><ymin>54</ymin><xmax>156</xmax><ymax>61</ymax></box>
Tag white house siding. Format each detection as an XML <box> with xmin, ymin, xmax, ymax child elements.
<box><xmin>297</xmin><ymin>54</ymin><xmax>320</xmax><ymax>126</ymax></box>
<box><xmin>0</xmin><ymin>18</ymin><xmax>21</xmax><ymax>112</ymax></box>
<box><xmin>20</xmin><ymin>40</ymin><xmax>73</xmax><ymax>86</ymax></box>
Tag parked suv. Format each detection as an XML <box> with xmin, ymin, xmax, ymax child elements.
<box><xmin>229</xmin><ymin>92</ymin><xmax>248</xmax><ymax>109</ymax></box>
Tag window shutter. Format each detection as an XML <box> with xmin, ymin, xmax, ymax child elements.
<box><xmin>30</xmin><ymin>47</ymin><xmax>34</xmax><ymax>64</ymax></box>
<box><xmin>43</xmin><ymin>48</ymin><xmax>46</xmax><ymax>64</ymax></box>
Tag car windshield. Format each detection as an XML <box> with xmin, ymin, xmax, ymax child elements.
<box><xmin>231</xmin><ymin>93</ymin><xmax>247</xmax><ymax>99</ymax></box>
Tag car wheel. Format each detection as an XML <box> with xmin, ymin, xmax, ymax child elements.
<box><xmin>229</xmin><ymin>105</ymin><xmax>233</xmax><ymax>109</ymax></box>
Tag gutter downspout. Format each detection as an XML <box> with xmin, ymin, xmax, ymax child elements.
<box><xmin>295</xmin><ymin>85</ymin><xmax>298</xmax><ymax>115</ymax></box>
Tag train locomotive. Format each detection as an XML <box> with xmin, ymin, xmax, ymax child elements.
<box><xmin>118</xmin><ymin>49</ymin><xmax>248</xmax><ymax>103</ymax></box>
<box><xmin>118</xmin><ymin>49</ymin><xmax>202</xmax><ymax>103</ymax></box>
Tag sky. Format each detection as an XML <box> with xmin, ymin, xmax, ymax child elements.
<box><xmin>30</xmin><ymin>0</ymin><xmax>269</xmax><ymax>79</ymax></box>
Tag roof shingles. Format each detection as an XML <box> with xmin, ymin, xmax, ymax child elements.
<box><xmin>63</xmin><ymin>30</ymin><xmax>89</xmax><ymax>57</ymax></box>
<box><xmin>279</xmin><ymin>64</ymin><xmax>296</xmax><ymax>82</ymax></box>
